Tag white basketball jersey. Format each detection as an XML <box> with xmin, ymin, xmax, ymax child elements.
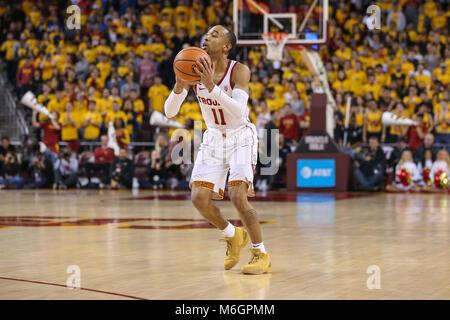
<box><xmin>194</xmin><ymin>60</ymin><xmax>250</xmax><ymax>130</ymax></box>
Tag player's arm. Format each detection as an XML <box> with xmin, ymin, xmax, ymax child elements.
<box><xmin>197</xmin><ymin>58</ymin><xmax>250</xmax><ymax>118</ymax></box>
<box><xmin>163</xmin><ymin>76</ymin><xmax>191</xmax><ymax>118</ymax></box>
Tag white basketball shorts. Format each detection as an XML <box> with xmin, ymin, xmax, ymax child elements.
<box><xmin>190</xmin><ymin>123</ymin><xmax>258</xmax><ymax>200</ymax></box>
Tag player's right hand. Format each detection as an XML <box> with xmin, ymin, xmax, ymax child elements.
<box><xmin>174</xmin><ymin>75</ymin><xmax>197</xmax><ymax>93</ymax></box>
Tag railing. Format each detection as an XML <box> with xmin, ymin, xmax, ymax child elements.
<box><xmin>0</xmin><ymin>71</ymin><xmax>29</xmax><ymax>140</ymax></box>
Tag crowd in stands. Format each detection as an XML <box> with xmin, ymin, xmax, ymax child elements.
<box><xmin>0</xmin><ymin>0</ymin><xmax>449</xmax><ymax>192</ymax></box>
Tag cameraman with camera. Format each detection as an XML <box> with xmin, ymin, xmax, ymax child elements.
<box><xmin>353</xmin><ymin>136</ymin><xmax>386</xmax><ymax>191</ymax></box>
<box><xmin>28</xmin><ymin>152</ymin><xmax>53</xmax><ymax>189</ymax></box>
<box><xmin>110</xmin><ymin>148</ymin><xmax>135</xmax><ymax>189</ymax></box>
<box><xmin>54</xmin><ymin>148</ymin><xmax>79</xmax><ymax>189</ymax></box>
<box><xmin>0</xmin><ymin>152</ymin><xmax>25</xmax><ymax>189</ymax></box>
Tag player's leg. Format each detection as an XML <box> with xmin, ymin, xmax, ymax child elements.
<box><xmin>190</xmin><ymin>140</ymin><xmax>249</xmax><ymax>270</ymax></box>
<box><xmin>228</xmin><ymin>182</ymin><xmax>262</xmax><ymax>244</ymax></box>
<box><xmin>228</xmin><ymin>124</ymin><xmax>270</xmax><ymax>274</ymax></box>
<box><xmin>191</xmin><ymin>184</ymin><xmax>228</xmax><ymax>230</ymax></box>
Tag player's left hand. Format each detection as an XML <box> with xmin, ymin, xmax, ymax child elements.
<box><xmin>195</xmin><ymin>57</ymin><xmax>215</xmax><ymax>92</ymax></box>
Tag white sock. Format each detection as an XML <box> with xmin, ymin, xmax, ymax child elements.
<box><xmin>221</xmin><ymin>222</ymin><xmax>235</xmax><ymax>238</ymax></box>
<box><xmin>252</xmin><ymin>242</ymin><xmax>266</xmax><ymax>253</ymax></box>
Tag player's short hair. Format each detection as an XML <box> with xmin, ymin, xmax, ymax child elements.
<box><xmin>222</xmin><ymin>26</ymin><xmax>236</xmax><ymax>53</ymax></box>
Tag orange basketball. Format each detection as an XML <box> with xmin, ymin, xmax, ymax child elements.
<box><xmin>173</xmin><ymin>47</ymin><xmax>212</xmax><ymax>82</ymax></box>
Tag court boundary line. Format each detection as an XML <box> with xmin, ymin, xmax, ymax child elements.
<box><xmin>0</xmin><ymin>276</ymin><xmax>148</xmax><ymax>300</ymax></box>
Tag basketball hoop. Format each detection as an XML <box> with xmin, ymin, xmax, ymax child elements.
<box><xmin>262</xmin><ymin>32</ymin><xmax>289</xmax><ymax>61</ymax></box>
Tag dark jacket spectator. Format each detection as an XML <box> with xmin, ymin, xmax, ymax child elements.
<box><xmin>110</xmin><ymin>148</ymin><xmax>135</xmax><ymax>189</ymax></box>
<box><xmin>354</xmin><ymin>136</ymin><xmax>385</xmax><ymax>191</ymax></box>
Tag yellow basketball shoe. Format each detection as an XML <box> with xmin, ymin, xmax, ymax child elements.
<box><xmin>223</xmin><ymin>226</ymin><xmax>249</xmax><ymax>270</ymax></box>
<box><xmin>241</xmin><ymin>249</ymin><xmax>271</xmax><ymax>275</ymax></box>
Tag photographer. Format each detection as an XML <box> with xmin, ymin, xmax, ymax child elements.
<box><xmin>1</xmin><ymin>152</ymin><xmax>25</xmax><ymax>189</ymax></box>
<box><xmin>85</xmin><ymin>135</ymin><xmax>114</xmax><ymax>188</ymax></box>
<box><xmin>110</xmin><ymin>148</ymin><xmax>135</xmax><ymax>189</ymax></box>
<box><xmin>28</xmin><ymin>153</ymin><xmax>53</xmax><ymax>189</ymax></box>
<box><xmin>353</xmin><ymin>136</ymin><xmax>386</xmax><ymax>191</ymax></box>
<box><xmin>138</xmin><ymin>149</ymin><xmax>168</xmax><ymax>190</ymax></box>
<box><xmin>54</xmin><ymin>149</ymin><xmax>79</xmax><ymax>189</ymax></box>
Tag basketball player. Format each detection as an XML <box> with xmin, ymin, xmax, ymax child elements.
<box><xmin>164</xmin><ymin>25</ymin><xmax>271</xmax><ymax>274</ymax></box>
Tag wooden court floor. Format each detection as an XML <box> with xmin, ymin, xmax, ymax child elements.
<box><xmin>0</xmin><ymin>190</ymin><xmax>448</xmax><ymax>300</ymax></box>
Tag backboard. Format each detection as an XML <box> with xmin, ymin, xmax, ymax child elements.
<box><xmin>233</xmin><ymin>0</ymin><xmax>328</xmax><ymax>46</ymax></box>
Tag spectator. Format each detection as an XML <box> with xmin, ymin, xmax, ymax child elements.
<box><xmin>120</xmin><ymin>72</ymin><xmax>140</xmax><ymax>99</ymax></box>
<box><xmin>279</xmin><ymin>103</ymin><xmax>299</xmax><ymax>147</ymax></box>
<box><xmin>86</xmin><ymin>135</ymin><xmax>115</xmax><ymax>188</ymax></box>
<box><xmin>54</xmin><ymin>149</ymin><xmax>79</xmax><ymax>189</ymax></box>
<box><xmin>82</xmin><ymin>100</ymin><xmax>103</xmax><ymax>141</ymax></box>
<box><xmin>16</xmin><ymin>56</ymin><xmax>35</xmax><ymax>97</ymax></box>
<box><xmin>288</xmin><ymin>90</ymin><xmax>305</xmax><ymax>117</ymax></box>
<box><xmin>59</xmin><ymin>101</ymin><xmax>81</xmax><ymax>154</ymax></box>
<box><xmin>414</xmin><ymin>133</ymin><xmax>438</xmax><ymax>163</ymax></box>
<box><xmin>388</xmin><ymin>136</ymin><xmax>409</xmax><ymax>171</ymax></box>
<box><xmin>147</xmin><ymin>76</ymin><xmax>170</xmax><ymax>113</ymax></box>
<box><xmin>138</xmin><ymin>149</ymin><xmax>168</xmax><ymax>190</ymax></box>
<box><xmin>110</xmin><ymin>148</ymin><xmax>135</xmax><ymax>189</ymax></box>
<box><xmin>363</xmin><ymin>100</ymin><xmax>384</xmax><ymax>143</ymax></box>
<box><xmin>0</xmin><ymin>137</ymin><xmax>15</xmax><ymax>164</ymax></box>
<box><xmin>0</xmin><ymin>152</ymin><xmax>25</xmax><ymax>189</ymax></box>
<box><xmin>27</xmin><ymin>153</ymin><xmax>53</xmax><ymax>189</ymax></box>
<box><xmin>434</xmin><ymin>100</ymin><xmax>450</xmax><ymax>146</ymax></box>
<box><xmin>354</xmin><ymin>136</ymin><xmax>385</xmax><ymax>191</ymax></box>
<box><xmin>299</xmin><ymin>103</ymin><xmax>310</xmax><ymax>138</ymax></box>
<box><xmin>136</xmin><ymin>51</ymin><xmax>157</xmax><ymax>91</ymax></box>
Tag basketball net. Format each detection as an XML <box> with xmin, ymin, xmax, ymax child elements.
<box><xmin>262</xmin><ymin>32</ymin><xmax>289</xmax><ymax>61</ymax></box>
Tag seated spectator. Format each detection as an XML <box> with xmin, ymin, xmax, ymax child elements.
<box><xmin>414</xmin><ymin>133</ymin><xmax>438</xmax><ymax>163</ymax></box>
<box><xmin>422</xmin><ymin>149</ymin><xmax>450</xmax><ymax>192</ymax></box>
<box><xmin>386</xmin><ymin>149</ymin><xmax>421</xmax><ymax>192</ymax></box>
<box><xmin>0</xmin><ymin>152</ymin><xmax>25</xmax><ymax>189</ymax></box>
<box><xmin>299</xmin><ymin>103</ymin><xmax>310</xmax><ymax>139</ymax></box>
<box><xmin>54</xmin><ymin>149</ymin><xmax>79</xmax><ymax>189</ymax></box>
<box><xmin>353</xmin><ymin>136</ymin><xmax>385</xmax><ymax>191</ymax></box>
<box><xmin>343</xmin><ymin>114</ymin><xmax>363</xmax><ymax>149</ymax></box>
<box><xmin>27</xmin><ymin>153</ymin><xmax>54</xmax><ymax>189</ymax></box>
<box><xmin>85</xmin><ymin>135</ymin><xmax>115</xmax><ymax>188</ymax></box>
<box><xmin>138</xmin><ymin>149</ymin><xmax>168</xmax><ymax>190</ymax></box>
<box><xmin>0</xmin><ymin>137</ymin><xmax>15</xmax><ymax>166</ymax></box>
<box><xmin>110</xmin><ymin>148</ymin><xmax>135</xmax><ymax>189</ymax></box>
<box><xmin>387</xmin><ymin>137</ymin><xmax>409</xmax><ymax>171</ymax></box>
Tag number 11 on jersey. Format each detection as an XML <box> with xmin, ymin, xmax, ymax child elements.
<box><xmin>211</xmin><ymin>108</ymin><xmax>226</xmax><ymax>125</ymax></box>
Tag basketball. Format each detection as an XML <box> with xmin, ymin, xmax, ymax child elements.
<box><xmin>173</xmin><ymin>47</ymin><xmax>212</xmax><ymax>82</ymax></box>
